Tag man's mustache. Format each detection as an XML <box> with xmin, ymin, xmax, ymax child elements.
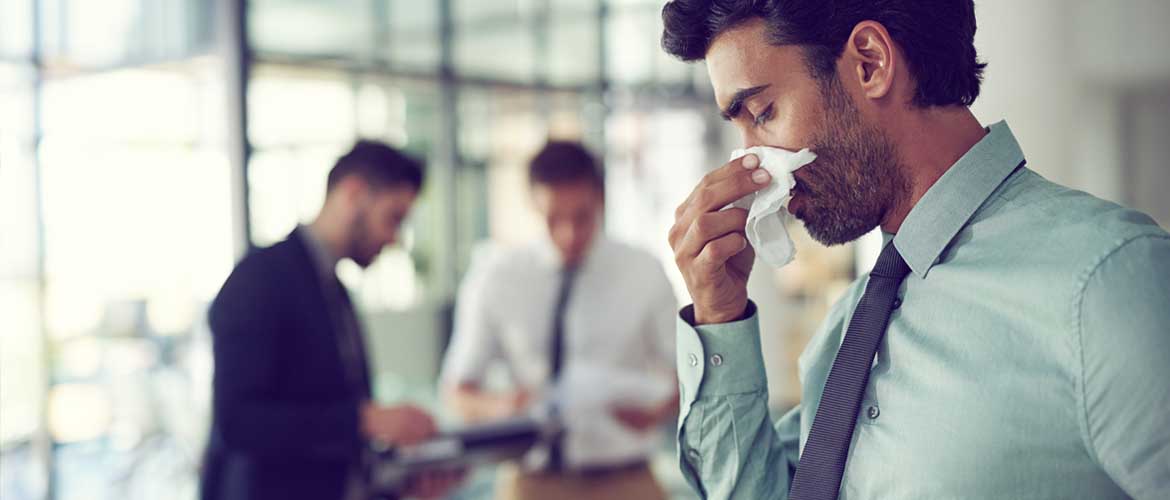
<box><xmin>793</xmin><ymin>169</ymin><xmax>815</xmax><ymax>195</ymax></box>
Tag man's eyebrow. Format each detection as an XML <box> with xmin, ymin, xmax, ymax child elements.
<box><xmin>719</xmin><ymin>84</ymin><xmax>772</xmax><ymax>121</ymax></box>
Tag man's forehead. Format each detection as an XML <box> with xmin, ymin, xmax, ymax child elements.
<box><xmin>706</xmin><ymin>20</ymin><xmax>803</xmax><ymax>103</ymax></box>
<box><xmin>373</xmin><ymin>186</ymin><xmax>416</xmax><ymax>205</ymax></box>
<box><xmin>706</xmin><ymin>18</ymin><xmax>770</xmax><ymax>64</ymax></box>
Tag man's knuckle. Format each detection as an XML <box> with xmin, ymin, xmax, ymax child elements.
<box><xmin>693</xmin><ymin>214</ymin><xmax>714</xmax><ymax>236</ymax></box>
<box><xmin>707</xmin><ymin>240</ymin><xmax>728</xmax><ymax>260</ymax></box>
<box><xmin>668</xmin><ymin>224</ymin><xmax>684</xmax><ymax>246</ymax></box>
<box><xmin>694</xmin><ymin>187</ymin><xmax>713</xmax><ymax>208</ymax></box>
<box><xmin>695</xmin><ymin>246</ymin><xmax>714</xmax><ymax>267</ymax></box>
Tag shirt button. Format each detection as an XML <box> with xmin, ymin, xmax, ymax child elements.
<box><xmin>687</xmin><ymin>448</ymin><xmax>701</xmax><ymax>464</ymax></box>
<box><xmin>688</xmin><ymin>353</ymin><xmax>699</xmax><ymax>367</ymax></box>
<box><xmin>891</xmin><ymin>297</ymin><xmax>903</xmax><ymax>310</ymax></box>
<box><xmin>867</xmin><ymin>405</ymin><xmax>880</xmax><ymax>420</ymax></box>
<box><xmin>710</xmin><ymin>354</ymin><xmax>723</xmax><ymax>366</ymax></box>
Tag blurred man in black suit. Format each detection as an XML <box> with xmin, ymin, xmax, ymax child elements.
<box><xmin>201</xmin><ymin>141</ymin><xmax>460</xmax><ymax>500</ymax></box>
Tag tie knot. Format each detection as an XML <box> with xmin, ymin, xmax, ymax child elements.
<box><xmin>560</xmin><ymin>265</ymin><xmax>579</xmax><ymax>284</ymax></box>
<box><xmin>871</xmin><ymin>242</ymin><xmax>910</xmax><ymax>280</ymax></box>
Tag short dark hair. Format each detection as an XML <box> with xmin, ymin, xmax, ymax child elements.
<box><xmin>326</xmin><ymin>140</ymin><xmax>424</xmax><ymax>193</ymax></box>
<box><xmin>528</xmin><ymin>141</ymin><xmax>604</xmax><ymax>192</ymax></box>
<box><xmin>661</xmin><ymin>0</ymin><xmax>986</xmax><ymax>107</ymax></box>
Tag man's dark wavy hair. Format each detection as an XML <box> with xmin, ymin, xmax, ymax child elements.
<box><xmin>661</xmin><ymin>0</ymin><xmax>986</xmax><ymax>108</ymax></box>
<box><xmin>327</xmin><ymin>140</ymin><xmax>424</xmax><ymax>192</ymax></box>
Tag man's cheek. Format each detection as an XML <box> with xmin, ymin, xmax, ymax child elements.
<box><xmin>765</xmin><ymin>121</ymin><xmax>818</xmax><ymax>152</ymax></box>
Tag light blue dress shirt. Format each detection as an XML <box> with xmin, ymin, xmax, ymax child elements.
<box><xmin>675</xmin><ymin>121</ymin><xmax>1170</xmax><ymax>499</ymax></box>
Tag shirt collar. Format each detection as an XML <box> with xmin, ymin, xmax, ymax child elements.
<box><xmin>534</xmin><ymin>231</ymin><xmax>607</xmax><ymax>273</ymax></box>
<box><xmin>892</xmin><ymin>120</ymin><xmax>1025</xmax><ymax>278</ymax></box>
<box><xmin>297</xmin><ymin>224</ymin><xmax>341</xmax><ymax>283</ymax></box>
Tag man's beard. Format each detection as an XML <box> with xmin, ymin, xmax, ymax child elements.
<box><xmin>793</xmin><ymin>76</ymin><xmax>910</xmax><ymax>246</ymax></box>
<box><xmin>346</xmin><ymin>210</ymin><xmax>378</xmax><ymax>268</ymax></box>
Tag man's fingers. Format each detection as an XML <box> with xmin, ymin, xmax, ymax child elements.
<box><xmin>692</xmin><ymin>167</ymin><xmax>770</xmax><ymax>214</ymax></box>
<box><xmin>694</xmin><ymin>232</ymin><xmax>748</xmax><ymax>273</ymax></box>
<box><xmin>406</xmin><ymin>470</ymin><xmax>463</xmax><ymax>499</ymax></box>
<box><xmin>674</xmin><ymin>208</ymin><xmax>749</xmax><ymax>262</ymax></box>
<box><xmin>407</xmin><ymin>407</ymin><xmax>437</xmax><ymax>436</ymax></box>
<box><xmin>699</xmin><ymin>154</ymin><xmax>762</xmax><ymax>191</ymax></box>
<box><xmin>393</xmin><ymin>415</ymin><xmax>436</xmax><ymax>445</ymax></box>
<box><xmin>676</xmin><ymin>154</ymin><xmax>766</xmax><ymax>218</ymax></box>
<box><xmin>411</xmin><ymin>421</ymin><xmax>436</xmax><ymax>442</ymax></box>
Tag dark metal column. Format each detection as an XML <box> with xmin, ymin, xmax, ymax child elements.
<box><xmin>595</xmin><ymin>0</ymin><xmax>611</xmax><ymax>151</ymax></box>
<box><xmin>437</xmin><ymin>0</ymin><xmax>460</xmax><ymax>296</ymax></box>
<box><xmin>222</xmin><ymin>0</ymin><xmax>254</xmax><ymax>257</ymax></box>
<box><xmin>30</xmin><ymin>0</ymin><xmax>56</xmax><ymax>496</ymax></box>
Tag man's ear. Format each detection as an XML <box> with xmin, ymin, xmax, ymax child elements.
<box><xmin>339</xmin><ymin>176</ymin><xmax>372</xmax><ymax>207</ymax></box>
<box><xmin>843</xmin><ymin>21</ymin><xmax>897</xmax><ymax>101</ymax></box>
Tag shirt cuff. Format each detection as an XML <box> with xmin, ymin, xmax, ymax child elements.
<box><xmin>676</xmin><ymin>301</ymin><xmax>767</xmax><ymax>402</ymax></box>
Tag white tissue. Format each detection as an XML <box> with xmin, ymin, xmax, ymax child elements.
<box><xmin>729</xmin><ymin>146</ymin><xmax>818</xmax><ymax>268</ymax></box>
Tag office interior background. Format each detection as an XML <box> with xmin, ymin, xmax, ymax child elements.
<box><xmin>1</xmin><ymin>0</ymin><xmax>1168</xmax><ymax>499</ymax></box>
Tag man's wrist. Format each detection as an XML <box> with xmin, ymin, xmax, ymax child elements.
<box><xmin>692</xmin><ymin>302</ymin><xmax>750</xmax><ymax>325</ymax></box>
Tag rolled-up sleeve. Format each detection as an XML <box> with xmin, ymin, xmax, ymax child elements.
<box><xmin>676</xmin><ymin>301</ymin><xmax>801</xmax><ymax>499</ymax></box>
<box><xmin>439</xmin><ymin>259</ymin><xmax>501</xmax><ymax>389</ymax></box>
<box><xmin>1077</xmin><ymin>235</ymin><xmax>1170</xmax><ymax>499</ymax></box>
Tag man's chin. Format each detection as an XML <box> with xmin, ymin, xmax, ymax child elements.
<box><xmin>804</xmin><ymin>217</ymin><xmax>878</xmax><ymax>247</ymax></box>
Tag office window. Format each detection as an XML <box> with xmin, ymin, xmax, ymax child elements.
<box><xmin>0</xmin><ymin>61</ymin><xmax>47</xmax><ymax>500</ymax></box>
<box><xmin>453</xmin><ymin>0</ymin><xmax>543</xmax><ymax>83</ymax></box>
<box><xmin>454</xmin><ymin>0</ymin><xmax>537</xmax><ymax>27</ymax></box>
<box><xmin>38</xmin><ymin>0</ymin><xmax>214</xmax><ymax>68</ymax></box>
<box><xmin>383</xmin><ymin>0</ymin><xmax>440</xmax><ymax>71</ymax></box>
<box><xmin>38</xmin><ymin>60</ymin><xmax>231</xmax><ymax>500</ymax></box>
<box><xmin>454</xmin><ymin>24</ymin><xmax>536</xmax><ymax>83</ymax></box>
<box><xmin>0</xmin><ymin>0</ymin><xmax>33</xmax><ymax>59</ymax></box>
<box><xmin>0</xmin><ymin>63</ymin><xmax>37</xmax><ymax>279</ymax></box>
<box><xmin>546</xmin><ymin>14</ymin><xmax>600</xmax><ymax>86</ymax></box>
<box><xmin>605</xmin><ymin>5</ymin><xmax>694</xmax><ymax>87</ymax></box>
<box><xmin>249</xmin><ymin>0</ymin><xmax>376</xmax><ymax>59</ymax></box>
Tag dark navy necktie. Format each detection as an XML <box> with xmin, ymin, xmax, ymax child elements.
<box><xmin>789</xmin><ymin>242</ymin><xmax>910</xmax><ymax>500</ymax></box>
<box><xmin>546</xmin><ymin>265</ymin><xmax>577</xmax><ymax>471</ymax></box>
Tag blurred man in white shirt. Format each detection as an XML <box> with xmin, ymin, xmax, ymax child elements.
<box><xmin>440</xmin><ymin>141</ymin><xmax>678</xmax><ymax>500</ymax></box>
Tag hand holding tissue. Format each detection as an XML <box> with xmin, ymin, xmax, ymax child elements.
<box><xmin>729</xmin><ymin>146</ymin><xmax>817</xmax><ymax>268</ymax></box>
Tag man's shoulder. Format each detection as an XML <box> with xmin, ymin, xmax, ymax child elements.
<box><xmin>590</xmin><ymin>239</ymin><xmax>674</xmax><ymax>295</ymax></box>
<box><xmin>977</xmin><ymin>168</ymin><xmax>1167</xmax><ymax>264</ymax></box>
<box><xmin>214</xmin><ymin>236</ymin><xmax>306</xmax><ymax>302</ymax></box>
<box><xmin>231</xmin><ymin>237</ymin><xmax>302</xmax><ymax>275</ymax></box>
<box><xmin>468</xmin><ymin>241</ymin><xmax>541</xmax><ymax>276</ymax></box>
<box><xmin>597</xmin><ymin>238</ymin><xmax>663</xmax><ymax>269</ymax></box>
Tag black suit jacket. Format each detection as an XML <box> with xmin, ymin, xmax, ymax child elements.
<box><xmin>201</xmin><ymin>230</ymin><xmax>373</xmax><ymax>500</ymax></box>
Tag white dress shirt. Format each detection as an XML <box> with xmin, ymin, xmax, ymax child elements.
<box><xmin>440</xmin><ymin>235</ymin><xmax>678</xmax><ymax>469</ymax></box>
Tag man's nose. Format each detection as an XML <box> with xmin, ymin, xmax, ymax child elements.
<box><xmin>739</xmin><ymin>128</ymin><xmax>764</xmax><ymax>150</ymax></box>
